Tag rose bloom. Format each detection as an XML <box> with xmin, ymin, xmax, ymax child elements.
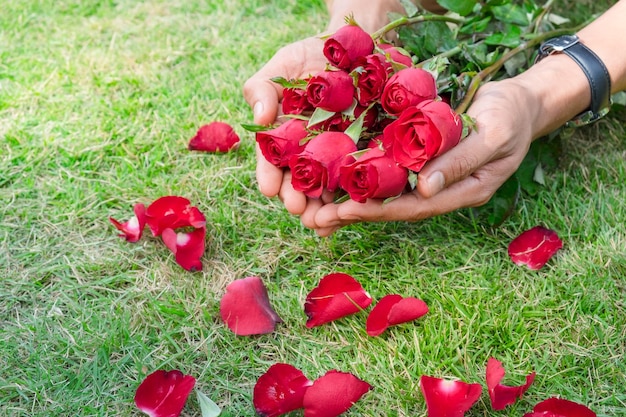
<box><xmin>378</xmin><ymin>43</ymin><xmax>413</xmax><ymax>67</ymax></box>
<box><xmin>382</xmin><ymin>99</ymin><xmax>462</xmax><ymax>172</ymax></box>
<box><xmin>381</xmin><ymin>67</ymin><xmax>437</xmax><ymax>116</ymax></box>
<box><xmin>256</xmin><ymin>119</ymin><xmax>309</xmax><ymax>168</ymax></box>
<box><xmin>339</xmin><ymin>144</ymin><xmax>408</xmax><ymax>203</ymax></box>
<box><xmin>289</xmin><ymin>131</ymin><xmax>357</xmax><ymax>198</ymax></box>
<box><xmin>282</xmin><ymin>87</ymin><xmax>314</xmax><ymax>115</ymax></box>
<box><xmin>323</xmin><ymin>24</ymin><xmax>374</xmax><ymax>70</ymax></box>
<box><xmin>306</xmin><ymin>70</ymin><xmax>356</xmax><ymax>113</ymax></box>
<box><xmin>353</xmin><ymin>53</ymin><xmax>392</xmax><ymax>106</ymax></box>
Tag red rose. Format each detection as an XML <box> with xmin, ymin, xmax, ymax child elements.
<box><xmin>256</xmin><ymin>119</ymin><xmax>309</xmax><ymax>168</ymax></box>
<box><xmin>306</xmin><ymin>70</ymin><xmax>356</xmax><ymax>113</ymax></box>
<box><xmin>339</xmin><ymin>145</ymin><xmax>408</xmax><ymax>203</ymax></box>
<box><xmin>323</xmin><ymin>24</ymin><xmax>374</xmax><ymax>70</ymax></box>
<box><xmin>289</xmin><ymin>132</ymin><xmax>357</xmax><ymax>198</ymax></box>
<box><xmin>382</xmin><ymin>99</ymin><xmax>462</xmax><ymax>172</ymax></box>
<box><xmin>381</xmin><ymin>67</ymin><xmax>437</xmax><ymax>116</ymax></box>
<box><xmin>378</xmin><ymin>43</ymin><xmax>413</xmax><ymax>67</ymax></box>
<box><xmin>353</xmin><ymin>53</ymin><xmax>392</xmax><ymax>106</ymax></box>
<box><xmin>282</xmin><ymin>87</ymin><xmax>314</xmax><ymax>115</ymax></box>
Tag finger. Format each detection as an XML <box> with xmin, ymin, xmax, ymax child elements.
<box><xmin>256</xmin><ymin>144</ymin><xmax>283</xmax><ymax>197</ymax></box>
<box><xmin>417</xmin><ymin>128</ymin><xmax>497</xmax><ymax>198</ymax></box>
<box><xmin>243</xmin><ymin>73</ymin><xmax>282</xmax><ymax>126</ymax></box>
<box><xmin>279</xmin><ymin>170</ymin><xmax>307</xmax><ymax>215</ymax></box>
<box><xmin>300</xmin><ymin>198</ymin><xmax>324</xmax><ymax>229</ymax></box>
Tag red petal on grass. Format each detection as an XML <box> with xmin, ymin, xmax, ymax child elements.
<box><xmin>304</xmin><ymin>273</ymin><xmax>373</xmax><ymax>328</ymax></box>
<box><xmin>109</xmin><ymin>203</ymin><xmax>147</xmax><ymax>242</ymax></box>
<box><xmin>134</xmin><ymin>370</ymin><xmax>196</xmax><ymax>417</ymax></box>
<box><xmin>366</xmin><ymin>294</ymin><xmax>429</xmax><ymax>336</ymax></box>
<box><xmin>145</xmin><ymin>196</ymin><xmax>206</xmax><ymax>236</ymax></box>
<box><xmin>303</xmin><ymin>370</ymin><xmax>372</xmax><ymax>417</ymax></box>
<box><xmin>523</xmin><ymin>397</ymin><xmax>596</xmax><ymax>417</ymax></box>
<box><xmin>420</xmin><ymin>375</ymin><xmax>482</xmax><ymax>417</ymax></box>
<box><xmin>254</xmin><ymin>363</ymin><xmax>313</xmax><ymax>417</ymax></box>
<box><xmin>161</xmin><ymin>227</ymin><xmax>206</xmax><ymax>272</ymax></box>
<box><xmin>188</xmin><ymin>121</ymin><xmax>240</xmax><ymax>153</ymax></box>
<box><xmin>508</xmin><ymin>226</ymin><xmax>563</xmax><ymax>270</ymax></box>
<box><xmin>220</xmin><ymin>276</ymin><xmax>283</xmax><ymax>335</ymax></box>
<box><xmin>486</xmin><ymin>357</ymin><xmax>535</xmax><ymax>411</ymax></box>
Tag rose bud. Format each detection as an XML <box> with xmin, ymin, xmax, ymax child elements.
<box><xmin>340</xmin><ymin>145</ymin><xmax>409</xmax><ymax>203</ymax></box>
<box><xmin>256</xmin><ymin>119</ymin><xmax>309</xmax><ymax>168</ymax></box>
<box><xmin>353</xmin><ymin>53</ymin><xmax>392</xmax><ymax>106</ymax></box>
<box><xmin>378</xmin><ymin>43</ymin><xmax>413</xmax><ymax>67</ymax></box>
<box><xmin>381</xmin><ymin>67</ymin><xmax>437</xmax><ymax>116</ymax></box>
<box><xmin>306</xmin><ymin>70</ymin><xmax>356</xmax><ymax>113</ymax></box>
<box><xmin>282</xmin><ymin>87</ymin><xmax>314</xmax><ymax>116</ymax></box>
<box><xmin>382</xmin><ymin>99</ymin><xmax>462</xmax><ymax>172</ymax></box>
<box><xmin>289</xmin><ymin>131</ymin><xmax>357</xmax><ymax>198</ymax></box>
<box><xmin>323</xmin><ymin>24</ymin><xmax>375</xmax><ymax>70</ymax></box>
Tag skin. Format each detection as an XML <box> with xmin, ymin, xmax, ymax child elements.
<box><xmin>243</xmin><ymin>0</ymin><xmax>626</xmax><ymax>237</ymax></box>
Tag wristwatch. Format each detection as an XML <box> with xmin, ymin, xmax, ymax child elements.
<box><xmin>535</xmin><ymin>35</ymin><xmax>612</xmax><ymax>127</ymax></box>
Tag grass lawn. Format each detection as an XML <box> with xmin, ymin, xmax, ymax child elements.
<box><xmin>1</xmin><ymin>0</ymin><xmax>625</xmax><ymax>416</ymax></box>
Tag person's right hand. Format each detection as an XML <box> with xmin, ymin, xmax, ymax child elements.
<box><xmin>243</xmin><ymin>36</ymin><xmax>329</xmax><ymax>215</ymax></box>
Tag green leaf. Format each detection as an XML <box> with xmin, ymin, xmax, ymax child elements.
<box><xmin>470</xmin><ymin>175</ymin><xmax>520</xmax><ymax>227</ymax></box>
<box><xmin>270</xmin><ymin>76</ymin><xmax>307</xmax><ymax>89</ymax></box>
<box><xmin>437</xmin><ymin>0</ymin><xmax>477</xmax><ymax>16</ymax></box>
<box><xmin>399</xmin><ymin>0</ymin><xmax>419</xmax><ymax>17</ymax></box>
<box><xmin>611</xmin><ymin>91</ymin><xmax>626</xmax><ymax>107</ymax></box>
<box><xmin>344</xmin><ymin>107</ymin><xmax>369</xmax><ymax>144</ymax></box>
<box><xmin>241</xmin><ymin>123</ymin><xmax>272</xmax><ymax>133</ymax></box>
<box><xmin>197</xmin><ymin>390</ymin><xmax>221</xmax><ymax>417</ymax></box>
<box><xmin>484</xmin><ymin>24</ymin><xmax>522</xmax><ymax>48</ymax></box>
<box><xmin>307</xmin><ymin>107</ymin><xmax>336</xmax><ymax>128</ymax></box>
<box><xmin>490</xmin><ymin>3</ymin><xmax>529</xmax><ymax>26</ymax></box>
<box><xmin>398</xmin><ymin>21</ymin><xmax>456</xmax><ymax>61</ymax></box>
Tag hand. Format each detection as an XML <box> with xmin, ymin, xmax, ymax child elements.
<box><xmin>307</xmin><ymin>78</ymin><xmax>537</xmax><ymax>236</ymax></box>
<box><xmin>243</xmin><ymin>37</ymin><xmax>329</xmax><ymax>215</ymax></box>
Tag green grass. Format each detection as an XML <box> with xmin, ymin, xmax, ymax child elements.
<box><xmin>1</xmin><ymin>0</ymin><xmax>625</xmax><ymax>416</ymax></box>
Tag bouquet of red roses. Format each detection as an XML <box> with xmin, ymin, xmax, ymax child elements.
<box><xmin>254</xmin><ymin>20</ymin><xmax>464</xmax><ymax>203</ymax></box>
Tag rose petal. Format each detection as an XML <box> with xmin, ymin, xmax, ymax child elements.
<box><xmin>145</xmin><ymin>196</ymin><xmax>206</xmax><ymax>237</ymax></box>
<box><xmin>486</xmin><ymin>357</ymin><xmax>535</xmax><ymax>410</ymax></box>
<box><xmin>523</xmin><ymin>397</ymin><xmax>596</xmax><ymax>417</ymax></box>
<box><xmin>220</xmin><ymin>276</ymin><xmax>283</xmax><ymax>335</ymax></box>
<box><xmin>304</xmin><ymin>273</ymin><xmax>372</xmax><ymax>328</ymax></box>
<box><xmin>254</xmin><ymin>363</ymin><xmax>313</xmax><ymax>417</ymax></box>
<box><xmin>188</xmin><ymin>121</ymin><xmax>240</xmax><ymax>153</ymax></box>
<box><xmin>109</xmin><ymin>203</ymin><xmax>147</xmax><ymax>242</ymax></box>
<box><xmin>134</xmin><ymin>370</ymin><xmax>196</xmax><ymax>417</ymax></box>
<box><xmin>420</xmin><ymin>375</ymin><xmax>482</xmax><ymax>417</ymax></box>
<box><xmin>303</xmin><ymin>370</ymin><xmax>372</xmax><ymax>417</ymax></box>
<box><xmin>161</xmin><ymin>227</ymin><xmax>205</xmax><ymax>272</ymax></box>
<box><xmin>508</xmin><ymin>226</ymin><xmax>563</xmax><ymax>270</ymax></box>
<box><xmin>366</xmin><ymin>294</ymin><xmax>429</xmax><ymax>337</ymax></box>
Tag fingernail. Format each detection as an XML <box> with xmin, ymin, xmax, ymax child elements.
<box><xmin>426</xmin><ymin>171</ymin><xmax>445</xmax><ymax>195</ymax></box>
<box><xmin>253</xmin><ymin>102</ymin><xmax>264</xmax><ymax>121</ymax></box>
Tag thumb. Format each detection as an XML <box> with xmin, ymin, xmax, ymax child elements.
<box><xmin>243</xmin><ymin>77</ymin><xmax>281</xmax><ymax>126</ymax></box>
<box><xmin>417</xmin><ymin>133</ymin><xmax>492</xmax><ymax>198</ymax></box>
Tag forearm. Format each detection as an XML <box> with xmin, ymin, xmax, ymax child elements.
<box><xmin>516</xmin><ymin>0</ymin><xmax>626</xmax><ymax>138</ymax></box>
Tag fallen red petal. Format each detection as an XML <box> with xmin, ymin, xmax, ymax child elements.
<box><xmin>220</xmin><ymin>276</ymin><xmax>283</xmax><ymax>335</ymax></box>
<box><xmin>523</xmin><ymin>397</ymin><xmax>596</xmax><ymax>417</ymax></box>
<box><xmin>366</xmin><ymin>294</ymin><xmax>429</xmax><ymax>337</ymax></box>
<box><xmin>134</xmin><ymin>369</ymin><xmax>196</xmax><ymax>417</ymax></box>
<box><xmin>304</xmin><ymin>273</ymin><xmax>373</xmax><ymax>328</ymax></box>
<box><xmin>486</xmin><ymin>357</ymin><xmax>535</xmax><ymax>411</ymax></box>
<box><xmin>109</xmin><ymin>203</ymin><xmax>147</xmax><ymax>242</ymax></box>
<box><xmin>253</xmin><ymin>363</ymin><xmax>313</xmax><ymax>417</ymax></box>
<box><xmin>188</xmin><ymin>121</ymin><xmax>240</xmax><ymax>153</ymax></box>
<box><xmin>145</xmin><ymin>196</ymin><xmax>206</xmax><ymax>237</ymax></box>
<box><xmin>508</xmin><ymin>226</ymin><xmax>563</xmax><ymax>270</ymax></box>
<box><xmin>302</xmin><ymin>370</ymin><xmax>372</xmax><ymax>417</ymax></box>
<box><xmin>420</xmin><ymin>375</ymin><xmax>482</xmax><ymax>417</ymax></box>
<box><xmin>161</xmin><ymin>227</ymin><xmax>206</xmax><ymax>272</ymax></box>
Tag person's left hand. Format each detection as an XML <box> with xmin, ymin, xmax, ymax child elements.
<box><xmin>302</xmin><ymin>78</ymin><xmax>538</xmax><ymax>236</ymax></box>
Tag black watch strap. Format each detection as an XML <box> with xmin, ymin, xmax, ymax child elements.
<box><xmin>536</xmin><ymin>35</ymin><xmax>612</xmax><ymax>127</ymax></box>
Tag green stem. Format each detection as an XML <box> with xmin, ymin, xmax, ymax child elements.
<box><xmin>372</xmin><ymin>14</ymin><xmax>465</xmax><ymax>41</ymax></box>
<box><xmin>415</xmin><ymin>45</ymin><xmax>464</xmax><ymax>68</ymax></box>
<box><xmin>454</xmin><ymin>26</ymin><xmax>583</xmax><ymax>114</ymax></box>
